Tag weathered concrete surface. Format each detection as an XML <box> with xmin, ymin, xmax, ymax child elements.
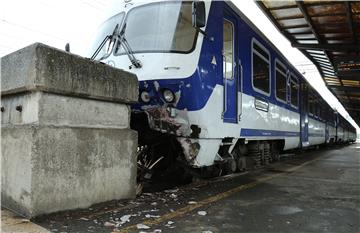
<box><xmin>1</xmin><ymin>92</ymin><xmax>130</xmax><ymax>128</ymax></box>
<box><xmin>1</xmin><ymin>43</ymin><xmax>139</xmax><ymax>219</ymax></box>
<box><xmin>1</xmin><ymin>126</ymin><xmax>137</xmax><ymax>218</ymax></box>
<box><xmin>1</xmin><ymin>209</ymin><xmax>50</xmax><ymax>233</ymax></box>
<box><xmin>1</xmin><ymin>43</ymin><xmax>138</xmax><ymax>103</ymax></box>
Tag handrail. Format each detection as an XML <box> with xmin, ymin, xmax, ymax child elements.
<box><xmin>239</xmin><ymin>59</ymin><xmax>243</xmax><ymax>120</ymax></box>
<box><xmin>222</xmin><ymin>54</ymin><xmax>227</xmax><ymax>119</ymax></box>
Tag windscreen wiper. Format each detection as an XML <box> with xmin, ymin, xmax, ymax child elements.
<box><xmin>116</xmin><ymin>23</ymin><xmax>142</xmax><ymax>68</ymax></box>
<box><xmin>90</xmin><ymin>24</ymin><xmax>119</xmax><ymax>60</ymax></box>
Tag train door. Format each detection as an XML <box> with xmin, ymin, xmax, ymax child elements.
<box><xmin>300</xmin><ymin>82</ymin><xmax>309</xmax><ymax>147</ymax></box>
<box><xmin>222</xmin><ymin>8</ymin><xmax>239</xmax><ymax>123</ymax></box>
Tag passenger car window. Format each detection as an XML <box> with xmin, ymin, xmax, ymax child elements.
<box><xmin>275</xmin><ymin>61</ymin><xmax>287</xmax><ymax>102</ymax></box>
<box><xmin>290</xmin><ymin>75</ymin><xmax>299</xmax><ymax>107</ymax></box>
<box><xmin>309</xmin><ymin>94</ymin><xmax>313</xmax><ymax>115</ymax></box>
<box><xmin>223</xmin><ymin>20</ymin><xmax>233</xmax><ymax>80</ymax></box>
<box><xmin>252</xmin><ymin>41</ymin><xmax>270</xmax><ymax>94</ymax></box>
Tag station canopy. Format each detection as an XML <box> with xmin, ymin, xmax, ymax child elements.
<box><xmin>256</xmin><ymin>0</ymin><xmax>360</xmax><ymax>126</ymax></box>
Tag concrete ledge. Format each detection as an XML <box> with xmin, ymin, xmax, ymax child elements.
<box><xmin>1</xmin><ymin>125</ymin><xmax>137</xmax><ymax>218</ymax></box>
<box><xmin>1</xmin><ymin>92</ymin><xmax>130</xmax><ymax>128</ymax></box>
<box><xmin>1</xmin><ymin>43</ymin><xmax>138</xmax><ymax>103</ymax></box>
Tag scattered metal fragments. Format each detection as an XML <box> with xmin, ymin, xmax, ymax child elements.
<box><xmin>188</xmin><ymin>201</ymin><xmax>197</xmax><ymax>205</ymax></box>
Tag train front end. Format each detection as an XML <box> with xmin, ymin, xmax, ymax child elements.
<box><xmin>88</xmin><ymin>1</ymin><xmax>212</xmax><ymax>169</ymax></box>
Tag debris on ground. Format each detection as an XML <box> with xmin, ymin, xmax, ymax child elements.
<box><xmin>142</xmin><ymin>209</ymin><xmax>159</xmax><ymax>213</ymax></box>
<box><xmin>197</xmin><ymin>211</ymin><xmax>207</xmax><ymax>216</ymax></box>
<box><xmin>79</xmin><ymin>217</ymin><xmax>89</xmax><ymax>221</ymax></box>
<box><xmin>120</xmin><ymin>214</ymin><xmax>132</xmax><ymax>223</ymax></box>
<box><xmin>165</xmin><ymin>220</ymin><xmax>175</xmax><ymax>228</ymax></box>
<box><xmin>150</xmin><ymin>230</ymin><xmax>162</xmax><ymax>233</ymax></box>
<box><xmin>169</xmin><ymin>193</ymin><xmax>178</xmax><ymax>199</ymax></box>
<box><xmin>188</xmin><ymin>201</ymin><xmax>197</xmax><ymax>205</ymax></box>
<box><xmin>164</xmin><ymin>188</ymin><xmax>179</xmax><ymax>193</ymax></box>
<box><xmin>104</xmin><ymin>221</ymin><xmax>115</xmax><ymax>227</ymax></box>
<box><xmin>145</xmin><ymin>214</ymin><xmax>160</xmax><ymax>218</ymax></box>
<box><xmin>137</xmin><ymin>223</ymin><xmax>151</xmax><ymax>229</ymax></box>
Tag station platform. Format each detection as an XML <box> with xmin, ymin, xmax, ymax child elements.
<box><xmin>3</xmin><ymin>143</ymin><xmax>359</xmax><ymax>233</ymax></box>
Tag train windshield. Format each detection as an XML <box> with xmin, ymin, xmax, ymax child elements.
<box><xmin>115</xmin><ymin>1</ymin><xmax>197</xmax><ymax>55</ymax></box>
<box><xmin>89</xmin><ymin>12</ymin><xmax>125</xmax><ymax>60</ymax></box>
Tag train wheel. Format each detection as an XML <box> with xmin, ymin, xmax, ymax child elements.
<box><xmin>271</xmin><ymin>144</ymin><xmax>280</xmax><ymax>161</ymax></box>
<box><xmin>236</xmin><ymin>157</ymin><xmax>246</xmax><ymax>171</ymax></box>
<box><xmin>226</xmin><ymin>158</ymin><xmax>237</xmax><ymax>174</ymax></box>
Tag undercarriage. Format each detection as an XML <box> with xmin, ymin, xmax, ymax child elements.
<box><xmin>131</xmin><ymin>111</ymin><xmax>285</xmax><ymax>194</ymax></box>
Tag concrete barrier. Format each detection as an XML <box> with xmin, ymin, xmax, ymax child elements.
<box><xmin>1</xmin><ymin>43</ymin><xmax>138</xmax><ymax>218</ymax></box>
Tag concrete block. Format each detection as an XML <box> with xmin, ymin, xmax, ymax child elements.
<box><xmin>1</xmin><ymin>92</ymin><xmax>130</xmax><ymax>128</ymax></box>
<box><xmin>1</xmin><ymin>43</ymin><xmax>138</xmax><ymax>103</ymax></box>
<box><xmin>1</xmin><ymin>125</ymin><xmax>137</xmax><ymax>218</ymax></box>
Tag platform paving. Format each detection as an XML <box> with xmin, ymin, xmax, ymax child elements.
<box><xmin>24</xmin><ymin>143</ymin><xmax>360</xmax><ymax>233</ymax></box>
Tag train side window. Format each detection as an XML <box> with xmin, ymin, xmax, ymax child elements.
<box><xmin>275</xmin><ymin>60</ymin><xmax>287</xmax><ymax>102</ymax></box>
<box><xmin>252</xmin><ymin>39</ymin><xmax>270</xmax><ymax>95</ymax></box>
<box><xmin>223</xmin><ymin>19</ymin><xmax>234</xmax><ymax>80</ymax></box>
<box><xmin>309</xmin><ymin>92</ymin><xmax>314</xmax><ymax>115</ymax></box>
<box><xmin>290</xmin><ymin>74</ymin><xmax>299</xmax><ymax>108</ymax></box>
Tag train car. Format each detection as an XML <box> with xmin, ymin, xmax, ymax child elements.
<box><xmin>337</xmin><ymin>113</ymin><xmax>357</xmax><ymax>143</ymax></box>
<box><xmin>89</xmin><ymin>0</ymin><xmax>356</xmax><ymax>174</ymax></box>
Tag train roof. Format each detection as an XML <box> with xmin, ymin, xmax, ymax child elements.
<box><xmin>255</xmin><ymin>0</ymin><xmax>360</xmax><ymax>129</ymax></box>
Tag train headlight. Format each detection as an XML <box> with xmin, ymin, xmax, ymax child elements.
<box><xmin>140</xmin><ymin>91</ymin><xmax>150</xmax><ymax>103</ymax></box>
<box><xmin>163</xmin><ymin>89</ymin><xmax>175</xmax><ymax>103</ymax></box>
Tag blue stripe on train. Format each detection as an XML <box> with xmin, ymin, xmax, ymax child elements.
<box><xmin>240</xmin><ymin>128</ymin><xmax>300</xmax><ymax>137</ymax></box>
<box><xmin>308</xmin><ymin>133</ymin><xmax>325</xmax><ymax>137</ymax></box>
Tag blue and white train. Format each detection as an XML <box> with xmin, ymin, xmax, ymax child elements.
<box><xmin>90</xmin><ymin>0</ymin><xmax>356</xmax><ymax>174</ymax></box>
